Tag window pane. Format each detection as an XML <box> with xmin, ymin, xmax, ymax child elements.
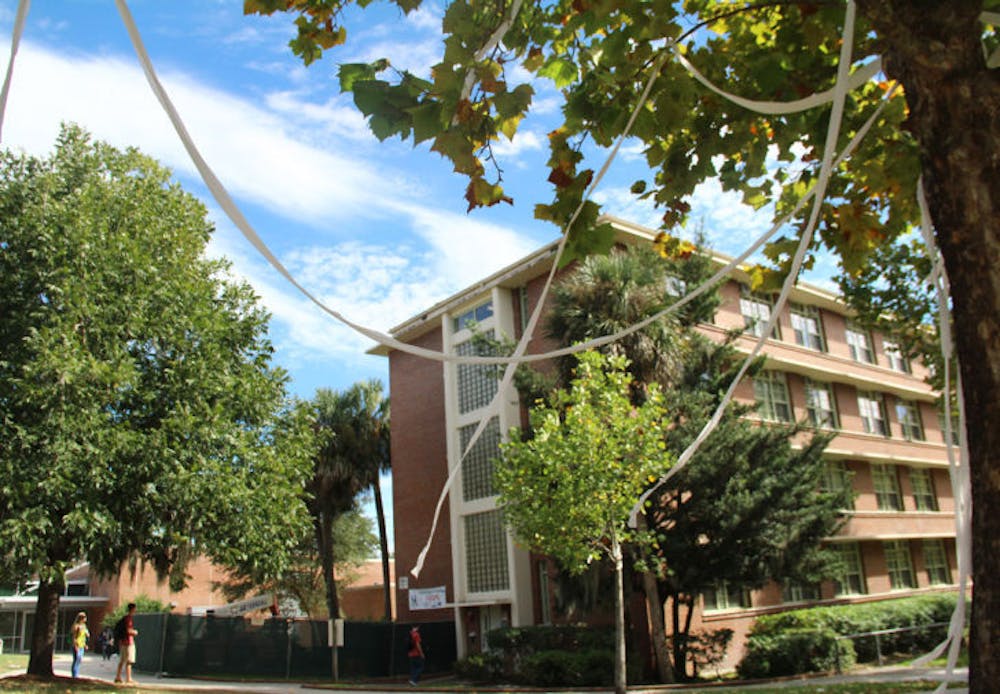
<box><xmin>884</xmin><ymin>541</ymin><xmax>916</xmax><ymax>589</ymax></box>
<box><xmin>909</xmin><ymin>468</ymin><xmax>938</xmax><ymax>511</ymax></box>
<box><xmin>782</xmin><ymin>582</ymin><xmax>820</xmax><ymax>603</ymax></box>
<box><xmin>805</xmin><ymin>379</ymin><xmax>838</xmax><ymax>429</ymax></box>
<box><xmin>465</xmin><ymin>510</ymin><xmax>509</xmax><ymax>593</ymax></box>
<box><xmin>923</xmin><ymin>540</ymin><xmax>952</xmax><ymax>585</ymax></box>
<box><xmin>857</xmin><ymin>390</ymin><xmax>888</xmax><ymax>436</ymax></box>
<box><xmin>456</xmin><ymin>334</ymin><xmax>499</xmax><ymax>414</ymax></box>
<box><xmin>703</xmin><ymin>581</ymin><xmax>749</xmax><ymax>610</ymax></box>
<box><xmin>832</xmin><ymin>543</ymin><xmax>867</xmax><ymax>596</ymax></box>
<box><xmin>791</xmin><ymin>304</ymin><xmax>825</xmax><ymax>351</ymax></box>
<box><xmin>459</xmin><ymin>417</ymin><xmax>501</xmax><ymax>501</ymax></box>
<box><xmin>821</xmin><ymin>462</ymin><xmax>855</xmax><ymax>510</ymax></box>
<box><xmin>454</xmin><ymin>300</ymin><xmax>494</xmax><ymax>332</ymax></box>
<box><xmin>895</xmin><ymin>399</ymin><xmax>925</xmax><ymax>441</ymax></box>
<box><xmin>753</xmin><ymin>371</ymin><xmax>791</xmax><ymax>422</ymax></box>
<box><xmin>846</xmin><ymin>322</ymin><xmax>875</xmax><ymax>364</ymax></box>
<box><xmin>884</xmin><ymin>341</ymin><xmax>911</xmax><ymax>374</ymax></box>
<box><xmin>740</xmin><ymin>288</ymin><xmax>779</xmax><ymax>339</ymax></box>
<box><xmin>871</xmin><ymin>464</ymin><xmax>903</xmax><ymax>511</ymax></box>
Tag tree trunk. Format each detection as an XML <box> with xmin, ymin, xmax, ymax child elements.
<box><xmin>372</xmin><ymin>477</ymin><xmax>392</xmax><ymax>622</ymax></box>
<box><xmin>27</xmin><ymin>578</ymin><xmax>62</xmax><ymax>677</ymax></box>
<box><xmin>315</xmin><ymin>511</ymin><xmax>340</xmax><ymax>680</ymax></box>
<box><xmin>855</xmin><ymin>3</ymin><xmax>1000</xmax><ymax>692</ymax></box>
<box><xmin>636</xmin><ymin>516</ymin><xmax>673</xmax><ymax>683</ymax></box>
<box><xmin>611</xmin><ymin>534</ymin><xmax>627</xmax><ymax>694</ymax></box>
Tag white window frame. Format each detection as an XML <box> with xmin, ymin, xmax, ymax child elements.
<box><xmin>702</xmin><ymin>580</ymin><xmax>751</xmax><ymax>611</ymax></box>
<box><xmin>832</xmin><ymin>543</ymin><xmax>867</xmax><ymax>596</ymax></box>
<box><xmin>871</xmin><ymin>463</ymin><xmax>904</xmax><ymax>511</ymax></box>
<box><xmin>857</xmin><ymin>390</ymin><xmax>888</xmax><ymax>436</ymax></box>
<box><xmin>821</xmin><ymin>461</ymin><xmax>855</xmax><ymax>510</ymax></box>
<box><xmin>753</xmin><ymin>371</ymin><xmax>792</xmax><ymax>422</ymax></box>
<box><xmin>883</xmin><ymin>540</ymin><xmax>916</xmax><ymax>590</ymax></box>
<box><xmin>740</xmin><ymin>287</ymin><xmax>779</xmax><ymax>340</ymax></box>
<box><xmin>846</xmin><ymin>321</ymin><xmax>875</xmax><ymax>364</ymax></box>
<box><xmin>790</xmin><ymin>303</ymin><xmax>825</xmax><ymax>351</ymax></box>
<box><xmin>896</xmin><ymin>399</ymin><xmax>925</xmax><ymax>441</ymax></box>
<box><xmin>922</xmin><ymin>540</ymin><xmax>952</xmax><ymax>585</ymax></box>
<box><xmin>805</xmin><ymin>378</ymin><xmax>839</xmax><ymax>429</ymax></box>
<box><xmin>883</xmin><ymin>340</ymin><xmax>911</xmax><ymax>374</ymax></box>
<box><xmin>909</xmin><ymin>467</ymin><xmax>938</xmax><ymax>511</ymax></box>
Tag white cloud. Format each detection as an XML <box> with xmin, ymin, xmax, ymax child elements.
<box><xmin>491</xmin><ymin>128</ymin><xmax>544</xmax><ymax>160</ymax></box>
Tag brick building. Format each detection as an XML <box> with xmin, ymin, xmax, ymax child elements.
<box><xmin>374</xmin><ymin>216</ymin><xmax>958</xmax><ymax>670</ymax></box>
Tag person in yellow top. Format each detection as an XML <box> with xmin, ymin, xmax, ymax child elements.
<box><xmin>71</xmin><ymin>611</ymin><xmax>89</xmax><ymax>678</ymax></box>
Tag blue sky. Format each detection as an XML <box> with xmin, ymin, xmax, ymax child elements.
<box><xmin>0</xmin><ymin>0</ymin><xmax>830</xmax><ymax>550</ymax></box>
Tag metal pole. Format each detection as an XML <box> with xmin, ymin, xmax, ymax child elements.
<box><xmin>285</xmin><ymin>619</ymin><xmax>293</xmax><ymax>680</ymax></box>
<box><xmin>157</xmin><ymin>613</ymin><xmax>167</xmax><ymax>677</ymax></box>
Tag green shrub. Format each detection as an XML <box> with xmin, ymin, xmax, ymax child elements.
<box><xmin>738</xmin><ymin>628</ymin><xmax>855</xmax><ymax>679</ymax></box>
<box><xmin>519</xmin><ymin>649</ymin><xmax>613</xmax><ymax>686</ymax></box>
<box><xmin>486</xmin><ymin>624</ymin><xmax>613</xmax><ymax>654</ymax></box>
<box><xmin>748</xmin><ymin>593</ymin><xmax>958</xmax><ymax>664</ymax></box>
<box><xmin>454</xmin><ymin>652</ymin><xmax>504</xmax><ymax>682</ymax></box>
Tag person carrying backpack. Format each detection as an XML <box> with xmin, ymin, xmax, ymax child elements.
<box><xmin>407</xmin><ymin>625</ymin><xmax>425</xmax><ymax>686</ymax></box>
<box><xmin>114</xmin><ymin>603</ymin><xmax>139</xmax><ymax>684</ymax></box>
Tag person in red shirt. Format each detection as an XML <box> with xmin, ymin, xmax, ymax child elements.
<box><xmin>407</xmin><ymin>625</ymin><xmax>425</xmax><ymax>686</ymax></box>
<box><xmin>114</xmin><ymin>603</ymin><xmax>139</xmax><ymax>684</ymax></box>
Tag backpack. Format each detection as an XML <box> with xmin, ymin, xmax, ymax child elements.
<box><xmin>113</xmin><ymin>616</ymin><xmax>128</xmax><ymax>642</ymax></box>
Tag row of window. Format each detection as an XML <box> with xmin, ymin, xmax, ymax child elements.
<box><xmin>703</xmin><ymin>538</ymin><xmax>953</xmax><ymax>611</ymax></box>
<box><xmin>740</xmin><ymin>289</ymin><xmax>912</xmax><ymax>373</ymax></box>
<box><xmin>753</xmin><ymin>370</ymin><xmax>926</xmax><ymax>440</ymax></box>
<box><xmin>822</xmin><ymin>461</ymin><xmax>940</xmax><ymax>512</ymax></box>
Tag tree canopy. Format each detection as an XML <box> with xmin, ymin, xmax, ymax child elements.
<box><xmin>0</xmin><ymin>124</ymin><xmax>314</xmax><ymax>676</ymax></box>
<box><xmin>253</xmin><ymin>2</ymin><xmax>1000</xmax><ymax>688</ymax></box>
<box><xmin>498</xmin><ymin>349</ymin><xmax>673</xmax><ymax>693</ymax></box>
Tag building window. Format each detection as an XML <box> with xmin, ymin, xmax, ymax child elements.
<box><xmin>740</xmin><ymin>287</ymin><xmax>779</xmax><ymax>339</ymax></box>
<box><xmin>464</xmin><ymin>510</ymin><xmax>510</xmax><ymax>593</ymax></box>
<box><xmin>65</xmin><ymin>582</ymin><xmax>89</xmax><ymax>597</ymax></box>
<box><xmin>453</xmin><ymin>300</ymin><xmax>494</xmax><ymax>332</ymax></box>
<box><xmin>517</xmin><ymin>286</ymin><xmax>529</xmax><ymax>333</ymax></box>
<box><xmin>805</xmin><ymin>378</ymin><xmax>838</xmax><ymax>429</ymax></box>
<box><xmin>459</xmin><ymin>417</ymin><xmax>501</xmax><ymax>501</ymax></box>
<box><xmin>846</xmin><ymin>321</ymin><xmax>875</xmax><ymax>364</ymax></box>
<box><xmin>753</xmin><ymin>371</ymin><xmax>792</xmax><ymax>422</ymax></box>
<box><xmin>923</xmin><ymin>540</ymin><xmax>952</xmax><ymax>585</ymax></box>
<box><xmin>871</xmin><ymin>464</ymin><xmax>903</xmax><ymax>511</ymax></box>
<box><xmin>702</xmin><ymin>581</ymin><xmax>750</xmax><ymax>611</ymax></box>
<box><xmin>665</xmin><ymin>275</ymin><xmax>687</xmax><ymax>298</ymax></box>
<box><xmin>790</xmin><ymin>304</ymin><xmax>826</xmax><ymax>351</ymax></box>
<box><xmin>883</xmin><ymin>540</ymin><xmax>916</xmax><ymax>590</ymax></box>
<box><xmin>884</xmin><ymin>341</ymin><xmax>911</xmax><ymax>374</ymax></box>
<box><xmin>782</xmin><ymin>582</ymin><xmax>821</xmax><ymax>603</ymax></box>
<box><xmin>857</xmin><ymin>390</ymin><xmax>888</xmax><ymax>436</ymax></box>
<box><xmin>895</xmin><ymin>399</ymin><xmax>925</xmax><ymax>441</ymax></box>
<box><xmin>909</xmin><ymin>467</ymin><xmax>938</xmax><ymax>511</ymax></box>
<box><xmin>821</xmin><ymin>461</ymin><xmax>855</xmax><ymax>510</ymax></box>
<box><xmin>456</xmin><ymin>334</ymin><xmax>499</xmax><ymax>414</ymax></box>
<box><xmin>832</xmin><ymin>542</ymin><xmax>867</xmax><ymax>596</ymax></box>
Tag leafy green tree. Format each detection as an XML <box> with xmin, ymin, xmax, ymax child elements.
<box><xmin>220</xmin><ymin>508</ymin><xmax>378</xmax><ymax>619</ymax></box>
<box><xmin>541</xmin><ymin>245</ymin><xmax>845</xmax><ymax>681</ymax></box>
<box><xmin>498</xmin><ymin>350</ymin><xmax>673</xmax><ymax>694</ymax></box>
<box><xmin>0</xmin><ymin>125</ymin><xmax>314</xmax><ymax>677</ymax></box>
<box><xmin>251</xmin><ymin>4</ymin><xmax>1000</xmax><ymax>686</ymax></box>
<box><xmin>309</xmin><ymin>381</ymin><xmax>389</xmax><ymax>677</ymax></box>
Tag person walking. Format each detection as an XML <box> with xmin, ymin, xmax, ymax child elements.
<box><xmin>407</xmin><ymin>625</ymin><xmax>425</xmax><ymax>686</ymax></box>
<box><xmin>114</xmin><ymin>602</ymin><xmax>139</xmax><ymax>684</ymax></box>
<box><xmin>70</xmin><ymin>612</ymin><xmax>89</xmax><ymax>678</ymax></box>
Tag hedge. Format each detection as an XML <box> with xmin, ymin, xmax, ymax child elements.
<box><xmin>744</xmin><ymin>592</ymin><xmax>959</xmax><ymax>667</ymax></box>
<box><xmin>738</xmin><ymin>628</ymin><xmax>855</xmax><ymax>679</ymax></box>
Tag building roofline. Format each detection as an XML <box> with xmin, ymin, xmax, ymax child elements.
<box><xmin>367</xmin><ymin>215</ymin><xmax>850</xmax><ymax>356</ymax></box>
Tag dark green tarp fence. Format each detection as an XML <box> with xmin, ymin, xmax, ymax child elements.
<box><xmin>132</xmin><ymin>614</ymin><xmax>455</xmax><ymax>680</ymax></box>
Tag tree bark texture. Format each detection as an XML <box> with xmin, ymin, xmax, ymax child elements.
<box><xmin>855</xmin><ymin>2</ymin><xmax>1000</xmax><ymax>691</ymax></box>
<box><xmin>635</xmin><ymin>515</ymin><xmax>674</xmax><ymax>683</ymax></box>
<box><xmin>26</xmin><ymin>579</ymin><xmax>62</xmax><ymax>677</ymax></box>
<box><xmin>373</xmin><ymin>479</ymin><xmax>393</xmax><ymax>622</ymax></box>
<box><xmin>315</xmin><ymin>511</ymin><xmax>340</xmax><ymax>680</ymax></box>
<box><xmin>611</xmin><ymin>535</ymin><xmax>627</xmax><ymax>694</ymax></box>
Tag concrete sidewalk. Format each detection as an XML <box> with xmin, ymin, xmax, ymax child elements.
<box><xmin>33</xmin><ymin>653</ymin><xmax>969</xmax><ymax>693</ymax></box>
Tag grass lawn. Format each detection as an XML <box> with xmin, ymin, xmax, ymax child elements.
<box><xmin>0</xmin><ymin>655</ymin><xmax>28</xmax><ymax>675</ymax></box>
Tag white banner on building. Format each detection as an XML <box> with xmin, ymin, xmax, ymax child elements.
<box><xmin>408</xmin><ymin>586</ymin><xmax>446</xmax><ymax>611</ymax></box>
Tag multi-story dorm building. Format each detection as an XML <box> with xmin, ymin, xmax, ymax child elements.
<box><xmin>374</xmin><ymin>216</ymin><xmax>958</xmax><ymax>670</ymax></box>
